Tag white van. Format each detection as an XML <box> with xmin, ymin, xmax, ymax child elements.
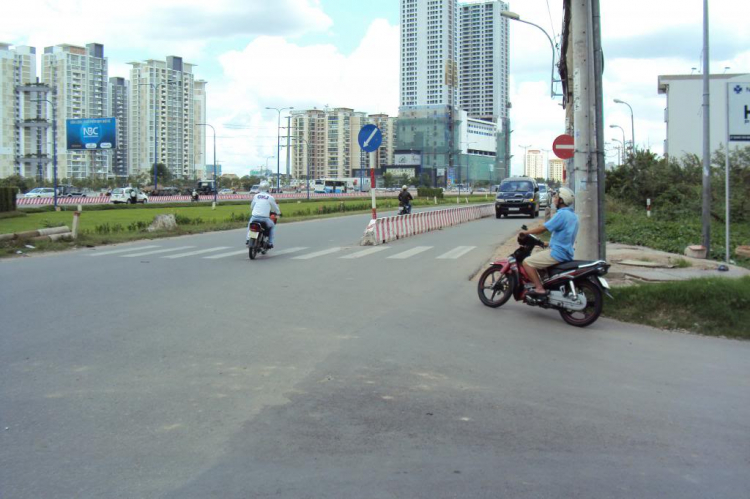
<box><xmin>111</xmin><ymin>187</ymin><xmax>148</xmax><ymax>204</ymax></box>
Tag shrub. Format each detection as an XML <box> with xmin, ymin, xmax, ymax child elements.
<box><xmin>418</xmin><ymin>187</ymin><xmax>443</xmax><ymax>199</ymax></box>
<box><xmin>0</xmin><ymin>187</ymin><xmax>17</xmax><ymax>212</ymax></box>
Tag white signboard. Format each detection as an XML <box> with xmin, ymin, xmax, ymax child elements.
<box><xmin>394</xmin><ymin>153</ymin><xmax>421</xmax><ymax>166</ymax></box>
<box><xmin>728</xmin><ymin>81</ymin><xmax>750</xmax><ymax>141</ymax></box>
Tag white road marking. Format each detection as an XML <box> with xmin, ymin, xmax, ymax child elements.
<box><xmin>88</xmin><ymin>245</ymin><xmax>160</xmax><ymax>256</ymax></box>
<box><xmin>293</xmin><ymin>247</ymin><xmax>343</xmax><ymax>260</ymax></box>
<box><xmin>388</xmin><ymin>246</ymin><xmax>432</xmax><ymax>259</ymax></box>
<box><xmin>121</xmin><ymin>246</ymin><xmax>195</xmax><ymax>258</ymax></box>
<box><xmin>340</xmin><ymin>247</ymin><xmax>390</xmax><ymax>259</ymax></box>
<box><xmin>437</xmin><ymin>246</ymin><xmax>476</xmax><ymax>259</ymax></box>
<box><xmin>267</xmin><ymin>247</ymin><xmax>308</xmax><ymax>256</ymax></box>
<box><xmin>203</xmin><ymin>250</ymin><xmax>249</xmax><ymax>259</ymax></box>
<box><xmin>162</xmin><ymin>247</ymin><xmax>231</xmax><ymax>259</ymax></box>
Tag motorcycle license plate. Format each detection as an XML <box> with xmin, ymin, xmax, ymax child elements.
<box><xmin>249</xmin><ymin>231</ymin><xmax>259</xmax><ymax>239</ymax></box>
<box><xmin>598</xmin><ymin>276</ymin><xmax>610</xmax><ymax>289</ymax></box>
<box><xmin>508</xmin><ymin>207</ymin><xmax>520</xmax><ymax>211</ymax></box>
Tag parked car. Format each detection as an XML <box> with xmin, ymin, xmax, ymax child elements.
<box><xmin>218</xmin><ymin>188</ymin><xmax>236</xmax><ymax>195</ymax></box>
<box><xmin>249</xmin><ymin>185</ymin><xmax>261</xmax><ymax>194</ymax></box>
<box><xmin>494</xmin><ymin>176</ymin><xmax>540</xmax><ymax>218</ymax></box>
<box><xmin>24</xmin><ymin>187</ymin><xmax>56</xmax><ymax>198</ymax></box>
<box><xmin>110</xmin><ymin>187</ymin><xmax>148</xmax><ymax>204</ymax></box>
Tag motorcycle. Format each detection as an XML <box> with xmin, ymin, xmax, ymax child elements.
<box><xmin>397</xmin><ymin>203</ymin><xmax>412</xmax><ymax>215</ymax></box>
<box><xmin>477</xmin><ymin>225</ymin><xmax>612</xmax><ymax>327</ymax></box>
<box><xmin>248</xmin><ymin>212</ymin><xmax>278</xmax><ymax>260</ymax></box>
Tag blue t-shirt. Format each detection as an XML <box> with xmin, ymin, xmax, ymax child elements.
<box><xmin>543</xmin><ymin>207</ymin><xmax>579</xmax><ymax>262</ymax></box>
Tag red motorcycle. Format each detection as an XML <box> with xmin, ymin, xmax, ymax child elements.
<box><xmin>477</xmin><ymin>226</ymin><xmax>612</xmax><ymax>327</ymax></box>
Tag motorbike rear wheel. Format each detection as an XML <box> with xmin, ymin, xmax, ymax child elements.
<box><xmin>249</xmin><ymin>238</ymin><xmax>258</xmax><ymax>260</ymax></box>
<box><xmin>477</xmin><ymin>266</ymin><xmax>515</xmax><ymax>308</ymax></box>
<box><xmin>559</xmin><ymin>279</ymin><xmax>603</xmax><ymax>327</ymax></box>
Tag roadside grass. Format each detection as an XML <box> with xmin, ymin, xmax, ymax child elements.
<box><xmin>1</xmin><ymin>195</ymin><xmax>492</xmax><ymax>256</ymax></box>
<box><xmin>604</xmin><ymin>276</ymin><xmax>750</xmax><ymax>339</ymax></box>
<box><xmin>605</xmin><ymin>206</ymin><xmax>750</xmax><ymax>268</ymax></box>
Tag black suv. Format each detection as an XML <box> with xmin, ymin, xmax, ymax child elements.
<box><xmin>494</xmin><ymin>176</ymin><xmax>540</xmax><ymax>218</ymax></box>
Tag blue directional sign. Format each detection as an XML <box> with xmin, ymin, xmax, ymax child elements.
<box><xmin>66</xmin><ymin>118</ymin><xmax>117</xmax><ymax>150</ymax></box>
<box><xmin>358</xmin><ymin>124</ymin><xmax>383</xmax><ymax>153</ymax></box>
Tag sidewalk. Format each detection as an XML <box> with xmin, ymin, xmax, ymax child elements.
<box><xmin>481</xmin><ymin>222</ymin><xmax>750</xmax><ymax>286</ymax></box>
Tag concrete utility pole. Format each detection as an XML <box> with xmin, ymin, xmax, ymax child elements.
<box><xmin>701</xmin><ymin>0</ymin><xmax>711</xmax><ymax>256</ymax></box>
<box><xmin>571</xmin><ymin>0</ymin><xmax>601</xmax><ymax>260</ymax></box>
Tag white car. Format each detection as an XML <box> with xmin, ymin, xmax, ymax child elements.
<box><xmin>24</xmin><ymin>187</ymin><xmax>56</xmax><ymax>198</ymax></box>
<box><xmin>110</xmin><ymin>187</ymin><xmax>148</xmax><ymax>204</ymax></box>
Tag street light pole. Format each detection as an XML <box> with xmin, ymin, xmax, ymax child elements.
<box><xmin>612</xmin><ymin>139</ymin><xmax>623</xmax><ymax>165</ymax></box>
<box><xmin>613</xmin><ymin>99</ymin><xmax>635</xmax><ymax>152</ymax></box>
<box><xmin>500</xmin><ymin>11</ymin><xmax>561</xmax><ymax>98</ymax></box>
<box><xmin>609</xmin><ymin>125</ymin><xmax>626</xmax><ymax>156</ymax></box>
<box><xmin>519</xmin><ymin>144</ymin><xmax>531</xmax><ymax>176</ymax></box>
<box><xmin>266</xmin><ymin>106</ymin><xmax>293</xmax><ymax>192</ymax></box>
<box><xmin>32</xmin><ymin>98</ymin><xmax>57</xmax><ymax>210</ymax></box>
<box><xmin>292</xmin><ymin>136</ymin><xmax>312</xmax><ymax>200</ymax></box>
<box><xmin>197</xmin><ymin>123</ymin><xmax>216</xmax><ymax>204</ymax></box>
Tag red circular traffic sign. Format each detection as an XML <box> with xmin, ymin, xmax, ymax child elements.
<box><xmin>552</xmin><ymin>134</ymin><xmax>575</xmax><ymax>159</ymax></box>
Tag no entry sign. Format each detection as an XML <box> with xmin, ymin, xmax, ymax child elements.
<box><xmin>552</xmin><ymin>134</ymin><xmax>575</xmax><ymax>159</ymax></box>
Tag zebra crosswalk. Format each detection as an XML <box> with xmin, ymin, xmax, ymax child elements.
<box><xmin>85</xmin><ymin>244</ymin><xmax>477</xmax><ymax>262</ymax></box>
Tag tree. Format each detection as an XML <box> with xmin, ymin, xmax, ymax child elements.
<box><xmin>154</xmin><ymin>163</ymin><xmax>171</xmax><ymax>186</ymax></box>
<box><xmin>0</xmin><ymin>175</ymin><xmax>31</xmax><ymax>193</ymax></box>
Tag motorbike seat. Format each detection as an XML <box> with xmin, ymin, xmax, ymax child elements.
<box><xmin>547</xmin><ymin>260</ymin><xmax>600</xmax><ymax>275</ymax></box>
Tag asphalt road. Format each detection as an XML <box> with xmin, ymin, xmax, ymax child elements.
<box><xmin>1</xmin><ymin>210</ymin><xmax>748</xmax><ymax>498</ymax></box>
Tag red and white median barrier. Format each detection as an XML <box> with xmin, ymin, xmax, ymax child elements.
<box><xmin>361</xmin><ymin>204</ymin><xmax>494</xmax><ymax>246</ymax></box>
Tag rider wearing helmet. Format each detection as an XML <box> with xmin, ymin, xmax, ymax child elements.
<box><xmin>519</xmin><ymin>187</ymin><xmax>578</xmax><ymax>296</ymax></box>
<box><xmin>247</xmin><ymin>181</ymin><xmax>281</xmax><ymax>248</ymax></box>
<box><xmin>398</xmin><ymin>185</ymin><xmax>413</xmax><ymax>208</ymax></box>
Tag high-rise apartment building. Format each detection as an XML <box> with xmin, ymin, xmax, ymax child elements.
<box><xmin>290</xmin><ymin>108</ymin><xmax>396</xmax><ymax>181</ymax></box>
<box><xmin>193</xmin><ymin>80</ymin><xmax>207</xmax><ymax>178</ymax></box>
<box><xmin>548</xmin><ymin>158</ymin><xmax>564</xmax><ymax>183</ymax></box>
<box><xmin>108</xmin><ymin>76</ymin><xmax>128</xmax><ymax>178</ymax></box>
<box><xmin>0</xmin><ymin>44</ymin><xmax>51</xmax><ymax>179</ymax></box>
<box><xmin>524</xmin><ymin>149</ymin><xmax>545</xmax><ymax>179</ymax></box>
<box><xmin>129</xmin><ymin>56</ymin><xmax>201</xmax><ymax>180</ymax></box>
<box><xmin>458</xmin><ymin>1</ymin><xmax>509</xmax><ymax>122</ymax></box>
<box><xmin>42</xmin><ymin>43</ymin><xmax>109</xmax><ymax>180</ymax></box>
<box><xmin>400</xmin><ymin>0</ymin><xmax>458</xmax><ymax>109</ymax></box>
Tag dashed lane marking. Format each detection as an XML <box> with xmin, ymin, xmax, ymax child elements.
<box><xmin>87</xmin><ymin>245</ymin><xmax>161</xmax><ymax>256</ymax></box>
<box><xmin>340</xmin><ymin>247</ymin><xmax>390</xmax><ymax>259</ymax></box>
<box><xmin>387</xmin><ymin>246</ymin><xmax>433</xmax><ymax>259</ymax></box>
<box><xmin>163</xmin><ymin>247</ymin><xmax>231</xmax><ymax>259</ymax></box>
<box><xmin>436</xmin><ymin>246</ymin><xmax>476</xmax><ymax>259</ymax></box>
<box><xmin>293</xmin><ymin>247</ymin><xmax>343</xmax><ymax>260</ymax></box>
<box><xmin>120</xmin><ymin>246</ymin><xmax>195</xmax><ymax>258</ymax></box>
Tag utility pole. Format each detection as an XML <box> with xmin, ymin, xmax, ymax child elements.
<box><xmin>571</xmin><ymin>0</ymin><xmax>601</xmax><ymax>260</ymax></box>
<box><xmin>285</xmin><ymin>115</ymin><xmax>292</xmax><ymax>182</ymax></box>
<box><xmin>701</xmin><ymin>0</ymin><xmax>711</xmax><ymax>256</ymax></box>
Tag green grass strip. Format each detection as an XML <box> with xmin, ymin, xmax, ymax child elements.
<box><xmin>604</xmin><ymin>276</ymin><xmax>750</xmax><ymax>339</ymax></box>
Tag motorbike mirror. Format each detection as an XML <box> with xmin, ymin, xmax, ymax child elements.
<box><xmin>521</xmin><ymin>225</ymin><xmax>528</xmax><ymax>231</ymax></box>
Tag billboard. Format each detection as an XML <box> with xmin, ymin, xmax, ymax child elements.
<box><xmin>394</xmin><ymin>152</ymin><xmax>421</xmax><ymax>166</ymax></box>
<box><xmin>66</xmin><ymin>118</ymin><xmax>117</xmax><ymax>150</ymax></box>
<box><xmin>728</xmin><ymin>82</ymin><xmax>750</xmax><ymax>142</ymax></box>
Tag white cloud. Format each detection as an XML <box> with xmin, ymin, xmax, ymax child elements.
<box><xmin>210</xmin><ymin>19</ymin><xmax>399</xmax><ymax>175</ymax></box>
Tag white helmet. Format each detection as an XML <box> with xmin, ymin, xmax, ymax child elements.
<box><xmin>402</xmin><ymin>185</ymin><xmax>408</xmax><ymax>190</ymax></box>
<box><xmin>259</xmin><ymin>181</ymin><xmax>270</xmax><ymax>192</ymax></box>
<box><xmin>557</xmin><ymin>187</ymin><xmax>575</xmax><ymax>206</ymax></box>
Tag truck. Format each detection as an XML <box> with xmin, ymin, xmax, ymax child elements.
<box><xmin>196</xmin><ymin>180</ymin><xmax>216</xmax><ymax>195</ymax></box>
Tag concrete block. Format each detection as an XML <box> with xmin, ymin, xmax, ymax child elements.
<box><xmin>684</xmin><ymin>245</ymin><xmax>707</xmax><ymax>259</ymax></box>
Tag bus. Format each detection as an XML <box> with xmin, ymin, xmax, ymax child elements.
<box><xmin>313</xmin><ymin>177</ymin><xmax>371</xmax><ymax>194</ymax></box>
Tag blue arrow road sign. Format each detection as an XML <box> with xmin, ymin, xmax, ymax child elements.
<box><xmin>358</xmin><ymin>124</ymin><xmax>383</xmax><ymax>153</ymax></box>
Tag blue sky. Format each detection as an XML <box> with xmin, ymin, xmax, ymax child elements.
<box><xmin>2</xmin><ymin>0</ymin><xmax>749</xmax><ymax>176</ymax></box>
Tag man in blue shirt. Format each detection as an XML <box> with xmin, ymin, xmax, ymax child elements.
<box><xmin>519</xmin><ymin>187</ymin><xmax>579</xmax><ymax>296</ymax></box>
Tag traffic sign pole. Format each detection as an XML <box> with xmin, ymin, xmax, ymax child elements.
<box><xmin>370</xmin><ymin>153</ymin><xmax>377</xmax><ymax>219</ymax></box>
<box><xmin>358</xmin><ymin>124</ymin><xmax>383</xmax><ymax>220</ymax></box>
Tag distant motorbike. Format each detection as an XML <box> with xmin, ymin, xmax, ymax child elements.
<box><xmin>397</xmin><ymin>203</ymin><xmax>412</xmax><ymax>215</ymax></box>
<box><xmin>191</xmin><ymin>192</ymin><xmax>200</xmax><ymax>202</ymax></box>
<box><xmin>477</xmin><ymin>225</ymin><xmax>612</xmax><ymax>327</ymax></box>
<box><xmin>248</xmin><ymin>212</ymin><xmax>278</xmax><ymax>260</ymax></box>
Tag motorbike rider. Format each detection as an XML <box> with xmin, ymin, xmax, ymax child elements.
<box><xmin>398</xmin><ymin>185</ymin><xmax>413</xmax><ymax>213</ymax></box>
<box><xmin>247</xmin><ymin>181</ymin><xmax>281</xmax><ymax>248</ymax></box>
<box><xmin>519</xmin><ymin>187</ymin><xmax>578</xmax><ymax>297</ymax></box>
<box><xmin>191</xmin><ymin>188</ymin><xmax>199</xmax><ymax>202</ymax></box>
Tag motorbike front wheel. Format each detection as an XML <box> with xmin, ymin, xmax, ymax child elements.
<box><xmin>477</xmin><ymin>267</ymin><xmax>515</xmax><ymax>308</ymax></box>
<box><xmin>559</xmin><ymin>279</ymin><xmax>603</xmax><ymax>327</ymax></box>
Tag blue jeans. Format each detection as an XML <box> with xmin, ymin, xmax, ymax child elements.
<box><xmin>248</xmin><ymin>216</ymin><xmax>275</xmax><ymax>245</ymax></box>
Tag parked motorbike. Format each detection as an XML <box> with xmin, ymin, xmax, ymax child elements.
<box><xmin>248</xmin><ymin>212</ymin><xmax>278</xmax><ymax>260</ymax></box>
<box><xmin>397</xmin><ymin>203</ymin><xmax>412</xmax><ymax>215</ymax></box>
<box><xmin>477</xmin><ymin>225</ymin><xmax>612</xmax><ymax>327</ymax></box>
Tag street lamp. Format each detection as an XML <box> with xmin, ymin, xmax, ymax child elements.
<box><xmin>139</xmin><ymin>80</ymin><xmax>176</xmax><ymax>191</ymax></box>
<box><xmin>613</xmin><ymin>99</ymin><xmax>635</xmax><ymax>152</ymax></box>
<box><xmin>612</xmin><ymin>138</ymin><xmax>623</xmax><ymax>165</ymax></box>
<box><xmin>266</xmin><ymin>106</ymin><xmax>293</xmax><ymax>192</ymax></box>
<box><xmin>196</xmin><ymin>123</ymin><xmax>217</xmax><ymax>204</ymax></box>
<box><xmin>609</xmin><ymin>125</ymin><xmax>626</xmax><ymax>155</ymax></box>
<box><xmin>32</xmin><ymin>98</ymin><xmax>58</xmax><ymax>210</ymax></box>
<box><xmin>264</xmin><ymin>155</ymin><xmax>275</xmax><ymax>176</ymax></box>
<box><xmin>501</xmin><ymin>11</ymin><xmax>561</xmax><ymax>98</ymax></box>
